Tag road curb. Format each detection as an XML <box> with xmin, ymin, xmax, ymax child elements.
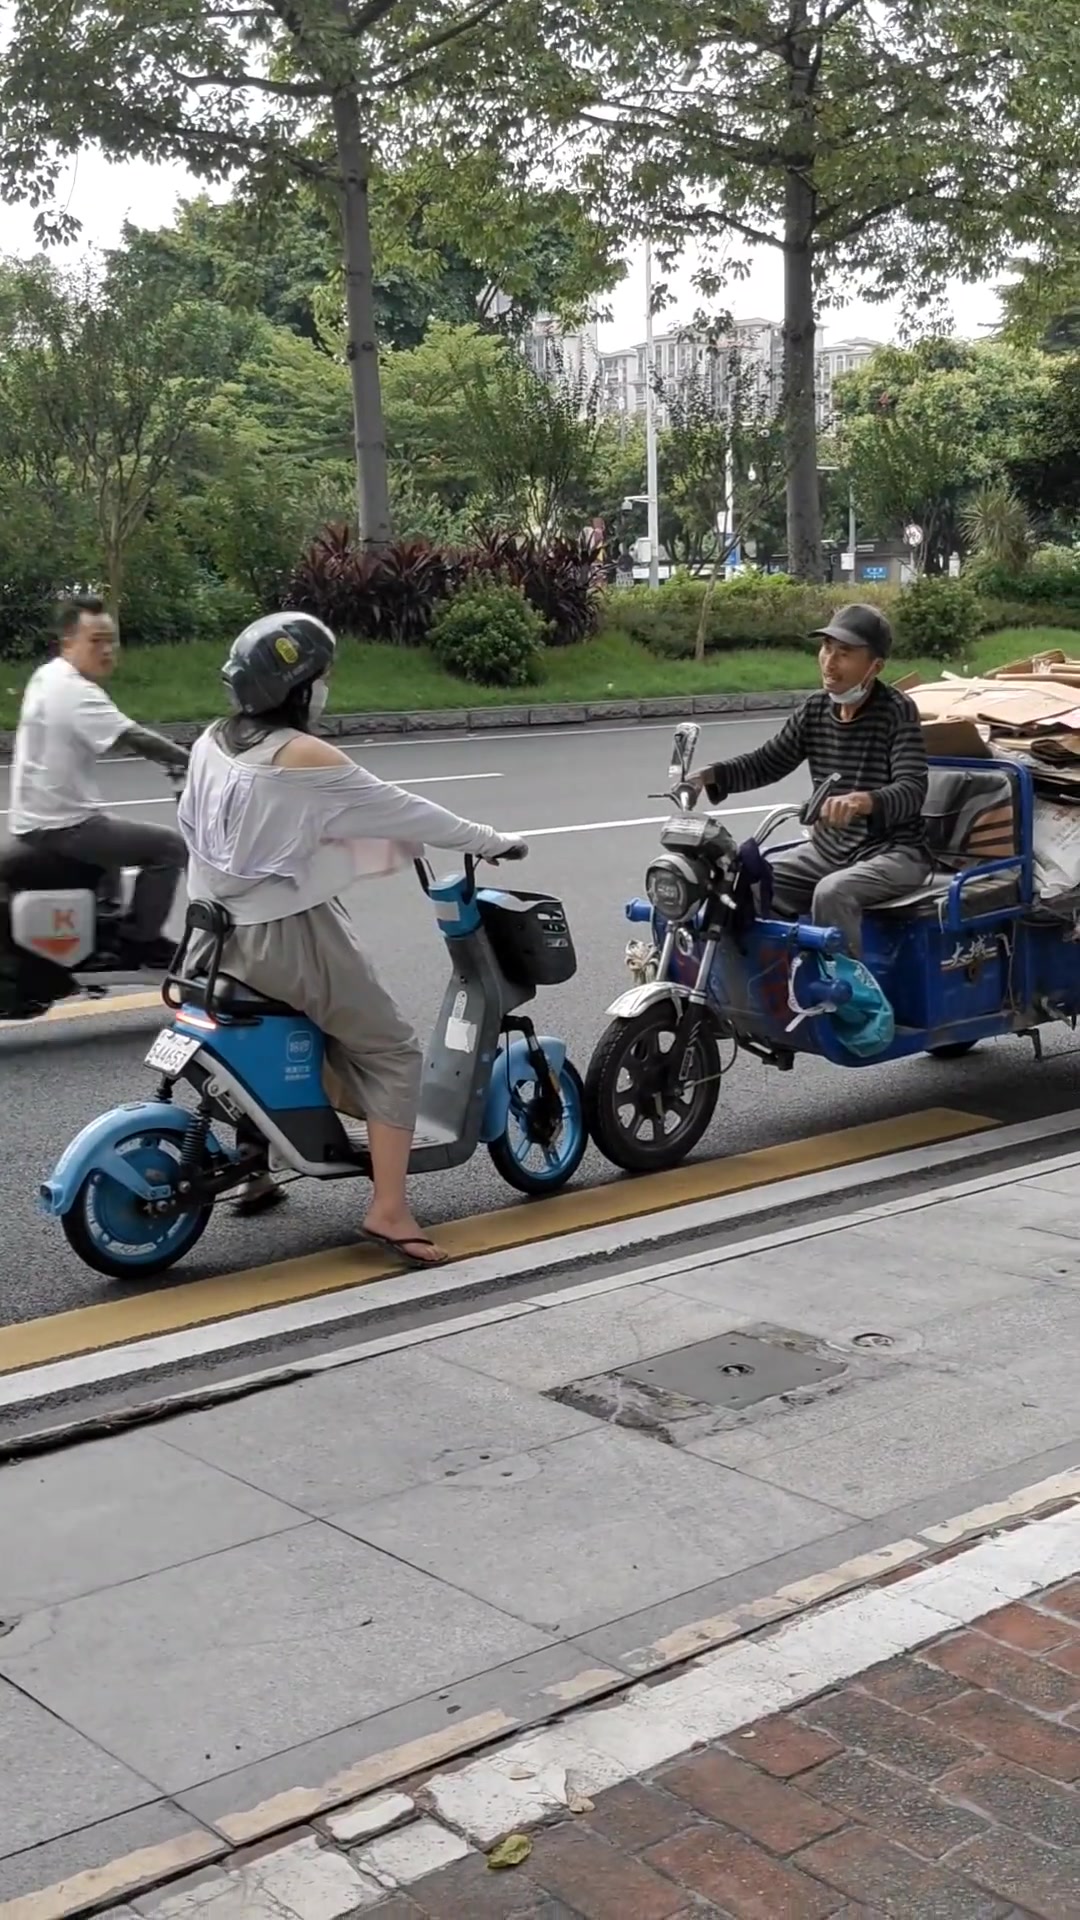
<box><xmin>8</xmin><ymin>1473</ymin><xmax>1080</xmax><ymax>1919</ymax></box>
<box><xmin>0</xmin><ymin>691</ymin><xmax>808</xmax><ymax>758</ymax></box>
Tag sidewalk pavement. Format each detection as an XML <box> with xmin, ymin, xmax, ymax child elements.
<box><xmin>5</xmin><ymin>1151</ymin><xmax>1080</xmax><ymax>1917</ymax></box>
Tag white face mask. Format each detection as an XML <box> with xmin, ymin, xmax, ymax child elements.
<box><xmin>829</xmin><ymin>678</ymin><xmax>871</xmax><ymax>710</ymax></box>
<box><xmin>308</xmin><ymin>678</ymin><xmax>329</xmax><ymax>725</ymax></box>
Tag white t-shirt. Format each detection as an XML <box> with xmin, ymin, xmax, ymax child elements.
<box><xmin>9</xmin><ymin>656</ymin><xmax>130</xmax><ymax>834</ymax></box>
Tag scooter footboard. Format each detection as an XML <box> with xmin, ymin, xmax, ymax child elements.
<box><xmin>40</xmin><ymin>1102</ymin><xmax>230</xmax><ymax>1217</ymax></box>
<box><xmin>480</xmin><ymin>1035</ymin><xmax>567</xmax><ymax>1144</ymax></box>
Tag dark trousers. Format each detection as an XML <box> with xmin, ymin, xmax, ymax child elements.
<box><xmin>18</xmin><ymin>813</ymin><xmax>186</xmax><ymax>943</ymax></box>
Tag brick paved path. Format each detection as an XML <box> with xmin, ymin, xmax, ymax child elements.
<box><xmin>369</xmin><ymin>1577</ymin><xmax>1080</xmax><ymax>1919</ymax></box>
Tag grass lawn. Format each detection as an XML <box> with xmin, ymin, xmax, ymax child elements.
<box><xmin>0</xmin><ymin>626</ymin><xmax>1074</xmax><ymax>731</ymax></box>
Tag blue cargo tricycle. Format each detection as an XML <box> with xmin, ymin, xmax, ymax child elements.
<box><xmin>584</xmin><ymin>720</ymin><xmax>1075</xmax><ymax>1171</ymax></box>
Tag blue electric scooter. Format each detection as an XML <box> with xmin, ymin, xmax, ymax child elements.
<box><xmin>41</xmin><ymin>853</ymin><xmax>587</xmax><ymax>1278</ymax></box>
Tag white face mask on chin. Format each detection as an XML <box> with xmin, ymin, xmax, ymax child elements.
<box><xmin>308</xmin><ymin>678</ymin><xmax>329</xmax><ymax>725</ymax></box>
<box><xmin>829</xmin><ymin>660</ymin><xmax>878</xmax><ymax>709</ymax></box>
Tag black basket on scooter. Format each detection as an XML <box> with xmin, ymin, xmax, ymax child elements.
<box><xmin>478</xmin><ymin>890</ymin><xmax>577</xmax><ymax>987</ymax></box>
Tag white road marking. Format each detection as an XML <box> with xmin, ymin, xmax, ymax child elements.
<box><xmin>0</xmin><ymin>771</ymin><xmax>505</xmax><ymax>818</ymax></box>
<box><xmin>521</xmin><ymin>804</ymin><xmax>779</xmax><ymax>837</ymax></box>
<box><xmin>27</xmin><ymin>715</ymin><xmax>776</xmax><ymax>768</ymax></box>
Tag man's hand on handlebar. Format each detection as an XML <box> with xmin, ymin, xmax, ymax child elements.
<box><xmin>489</xmin><ymin>840</ymin><xmax>529</xmax><ymax>863</ymax></box>
<box><xmin>819</xmin><ymin>790</ymin><xmax>873</xmax><ymax>829</ymax></box>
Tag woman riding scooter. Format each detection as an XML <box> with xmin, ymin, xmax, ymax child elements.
<box><xmin>178</xmin><ymin>611</ymin><xmax>526</xmax><ymax>1267</ymax></box>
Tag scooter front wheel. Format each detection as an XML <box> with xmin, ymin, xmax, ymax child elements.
<box><xmin>586</xmin><ymin>1003</ymin><xmax>722</xmax><ymax>1173</ymax></box>
<box><xmin>489</xmin><ymin>1060</ymin><xmax>588</xmax><ymax>1196</ymax></box>
<box><xmin>61</xmin><ymin>1125</ymin><xmax>213</xmax><ymax>1280</ymax></box>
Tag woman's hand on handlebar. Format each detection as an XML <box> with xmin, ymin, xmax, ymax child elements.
<box><xmin>488</xmin><ymin>839</ymin><xmax>529</xmax><ymax>863</ymax></box>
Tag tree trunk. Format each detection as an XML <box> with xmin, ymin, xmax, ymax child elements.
<box><xmin>330</xmin><ymin>88</ymin><xmax>393</xmax><ymax>547</ymax></box>
<box><xmin>782</xmin><ymin>5</ymin><xmax>823</xmax><ymax>582</ymax></box>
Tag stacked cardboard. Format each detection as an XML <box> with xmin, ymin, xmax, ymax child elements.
<box><xmin>899</xmin><ymin>652</ymin><xmax>1080</xmax><ymax>901</ymax></box>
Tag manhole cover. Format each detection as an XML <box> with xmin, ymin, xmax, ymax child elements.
<box><xmin>852</xmin><ymin>1331</ymin><xmax>894</xmax><ymax>1349</ymax></box>
<box><xmin>616</xmin><ymin>1332</ymin><xmax>844</xmax><ymax>1412</ymax></box>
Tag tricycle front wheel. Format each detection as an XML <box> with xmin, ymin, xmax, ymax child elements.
<box><xmin>586</xmin><ymin>1003</ymin><xmax>721</xmax><ymax>1173</ymax></box>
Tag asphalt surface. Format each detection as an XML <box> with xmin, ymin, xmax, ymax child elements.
<box><xmin>5</xmin><ymin>713</ymin><xmax>1080</xmax><ymax>1329</ymax></box>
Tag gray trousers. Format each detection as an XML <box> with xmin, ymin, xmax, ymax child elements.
<box><xmin>18</xmin><ymin>813</ymin><xmax>186</xmax><ymax>943</ymax></box>
<box><xmin>191</xmin><ymin>899</ymin><xmax>423</xmax><ymax>1132</ymax></box>
<box><xmin>770</xmin><ymin>840</ymin><xmax>932</xmax><ymax>957</ymax></box>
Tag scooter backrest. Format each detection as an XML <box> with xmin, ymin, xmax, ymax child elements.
<box><xmin>924</xmin><ymin>767</ymin><xmax>1017</xmax><ymax>868</ymax></box>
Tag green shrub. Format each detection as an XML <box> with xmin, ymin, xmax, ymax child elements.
<box><xmin>963</xmin><ymin>544</ymin><xmax>1080</xmax><ymax>608</ymax></box>
<box><xmin>603</xmin><ymin>575</ymin><xmax>899</xmax><ymax>657</ymax></box>
<box><xmin>428</xmin><ymin>579</ymin><xmax>546</xmax><ymax>687</ymax></box>
<box><xmin>893</xmin><ymin>576</ymin><xmax>981</xmax><ymax>660</ymax></box>
<box><xmin>976</xmin><ymin>597</ymin><xmax>1080</xmax><ymax>634</ymax></box>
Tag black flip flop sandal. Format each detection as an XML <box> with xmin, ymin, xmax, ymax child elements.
<box><xmin>361</xmin><ymin>1230</ymin><xmax>450</xmax><ymax>1270</ymax></box>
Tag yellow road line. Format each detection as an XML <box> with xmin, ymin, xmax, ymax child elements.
<box><xmin>0</xmin><ymin>989</ymin><xmax>161</xmax><ymax>1031</ymax></box>
<box><xmin>0</xmin><ymin>1107</ymin><xmax>994</xmax><ymax>1376</ymax></box>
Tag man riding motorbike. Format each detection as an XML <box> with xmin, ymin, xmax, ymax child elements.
<box><xmin>177</xmin><ymin>610</ymin><xmax>527</xmax><ymax>1263</ymax></box>
<box><xmin>9</xmin><ymin>596</ymin><xmax>189</xmax><ymax>969</ymax></box>
<box><xmin>694</xmin><ymin>604</ymin><xmax>931</xmax><ymax>956</ymax></box>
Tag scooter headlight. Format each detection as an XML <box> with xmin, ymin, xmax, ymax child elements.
<box><xmin>644</xmin><ymin>851</ymin><xmax>708</xmax><ymax>925</ymax></box>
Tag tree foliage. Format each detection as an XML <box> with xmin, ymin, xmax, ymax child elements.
<box><xmin>568</xmin><ymin>0</ymin><xmax>1080</xmax><ymax>578</ymax></box>
<box><xmin>0</xmin><ymin>0</ymin><xmax>618</xmax><ymax>544</ymax></box>
<box><xmin>0</xmin><ymin>253</ymin><xmax>249</xmax><ymax>618</ymax></box>
<box><xmin>835</xmin><ymin>338</ymin><xmax>1052</xmax><ymax>571</ymax></box>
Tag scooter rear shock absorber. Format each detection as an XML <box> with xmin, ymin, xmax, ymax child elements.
<box><xmin>178</xmin><ymin>1108</ymin><xmax>211</xmax><ymax>1185</ymax></box>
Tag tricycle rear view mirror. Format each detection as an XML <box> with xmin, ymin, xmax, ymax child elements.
<box><xmin>669</xmin><ymin>721</ymin><xmax>701</xmax><ymax>785</ymax></box>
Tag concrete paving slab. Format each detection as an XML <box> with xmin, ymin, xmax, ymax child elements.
<box><xmin>656</xmin><ymin>1231</ymin><xmax>1030</xmax><ymax>1336</ymax></box>
<box><xmin>162</xmin><ymin>1345</ymin><xmax>597</xmax><ymax>1516</ymax></box>
<box><xmin>850</xmin><ymin>1202</ymin><xmax>1080</xmax><ymax>1283</ymax></box>
<box><xmin>0</xmin><ymin>1523</ymin><xmax>550</xmax><ymax>1793</ymax></box>
<box><xmin>691</xmin><ymin>1372</ymin><xmax>1080</xmax><ymax>1519</ymax></box>
<box><xmin>0</xmin><ymin>1678</ymin><xmax>157</xmax><ymax>1859</ymax></box>
<box><xmin>173</xmin><ymin>1639</ymin><xmax>626</xmax><ymax>1837</ymax></box>
<box><xmin>425</xmin><ymin>1281</ymin><xmax>742</xmax><ymax>1390</ymax></box>
<box><xmin>0</xmin><ymin>1431</ymin><xmax>305</xmax><ymax>1612</ymax></box>
<box><xmin>336</xmin><ymin>1425</ymin><xmax>851</xmax><ymax>1636</ymax></box>
<box><xmin>0</xmin><ymin>1802</ymin><xmax>222</xmax><ymax>1906</ymax></box>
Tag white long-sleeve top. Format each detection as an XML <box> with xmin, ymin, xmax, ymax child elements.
<box><xmin>178</xmin><ymin>726</ymin><xmax>518</xmax><ymax>925</ymax></box>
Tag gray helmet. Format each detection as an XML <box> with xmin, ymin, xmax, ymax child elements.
<box><xmin>222</xmin><ymin>612</ymin><xmax>336</xmax><ymax>715</ymax></box>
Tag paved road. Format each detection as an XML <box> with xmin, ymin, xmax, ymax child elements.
<box><xmin>4</xmin><ymin>713</ymin><xmax>1080</xmax><ymax>1329</ymax></box>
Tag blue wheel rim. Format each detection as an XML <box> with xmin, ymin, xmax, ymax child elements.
<box><xmin>81</xmin><ymin>1131</ymin><xmax>206</xmax><ymax>1271</ymax></box>
<box><xmin>505</xmin><ymin>1069</ymin><xmax>584</xmax><ymax>1183</ymax></box>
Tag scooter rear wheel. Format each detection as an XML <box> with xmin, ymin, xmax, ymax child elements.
<box><xmin>489</xmin><ymin>1060</ymin><xmax>588</xmax><ymax>1196</ymax></box>
<box><xmin>61</xmin><ymin>1125</ymin><xmax>213</xmax><ymax>1280</ymax></box>
<box><xmin>586</xmin><ymin>1003</ymin><xmax>721</xmax><ymax>1173</ymax></box>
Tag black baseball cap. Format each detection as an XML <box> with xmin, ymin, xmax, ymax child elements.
<box><xmin>811</xmin><ymin>603</ymin><xmax>893</xmax><ymax>660</ymax></box>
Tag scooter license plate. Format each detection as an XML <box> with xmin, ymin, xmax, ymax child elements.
<box><xmin>145</xmin><ymin>1029</ymin><xmax>201</xmax><ymax>1077</ymax></box>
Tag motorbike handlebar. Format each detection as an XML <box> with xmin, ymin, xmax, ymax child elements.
<box><xmin>799</xmin><ymin>772</ymin><xmax>843</xmax><ymax>828</ymax></box>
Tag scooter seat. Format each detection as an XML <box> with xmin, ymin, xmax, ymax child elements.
<box><xmin>199</xmin><ymin>972</ymin><xmax>300</xmax><ymax>1020</ymax></box>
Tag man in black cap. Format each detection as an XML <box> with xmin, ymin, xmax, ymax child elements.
<box><xmin>695</xmin><ymin>604</ymin><xmax>931</xmax><ymax>956</ymax></box>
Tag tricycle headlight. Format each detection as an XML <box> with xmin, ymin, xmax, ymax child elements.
<box><xmin>644</xmin><ymin>852</ymin><xmax>707</xmax><ymax>924</ymax></box>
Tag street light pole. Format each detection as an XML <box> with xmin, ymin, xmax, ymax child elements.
<box><xmin>848</xmin><ymin>483</ymin><xmax>857</xmax><ymax>582</ymax></box>
<box><xmin>644</xmin><ymin>238</ymin><xmax>660</xmax><ymax>589</ymax></box>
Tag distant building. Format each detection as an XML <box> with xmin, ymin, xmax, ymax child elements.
<box><xmin>519</xmin><ymin>311</ymin><xmax>882</xmax><ymax>433</ymax></box>
<box><xmin>522</xmin><ymin>313</ymin><xmax>601</xmax><ymax>389</ymax></box>
<box><xmin>815</xmin><ymin>336</ymin><xmax>882</xmax><ymax>428</ymax></box>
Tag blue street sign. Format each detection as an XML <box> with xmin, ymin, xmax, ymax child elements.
<box><xmin>861</xmin><ymin>564</ymin><xmax>888</xmax><ymax>581</ymax></box>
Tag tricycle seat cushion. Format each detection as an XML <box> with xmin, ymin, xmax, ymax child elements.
<box><xmin>872</xmin><ymin>766</ymin><xmax>1020</xmax><ymax>921</ymax></box>
<box><xmin>924</xmin><ymin>766</ymin><xmax>1018</xmax><ymax>864</ymax></box>
<box><xmin>873</xmin><ymin>869</ymin><xmax>1020</xmax><ymax>921</ymax></box>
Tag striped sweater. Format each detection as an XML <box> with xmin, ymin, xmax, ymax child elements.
<box><xmin>703</xmin><ymin>681</ymin><xmax>929</xmax><ymax>866</ymax></box>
